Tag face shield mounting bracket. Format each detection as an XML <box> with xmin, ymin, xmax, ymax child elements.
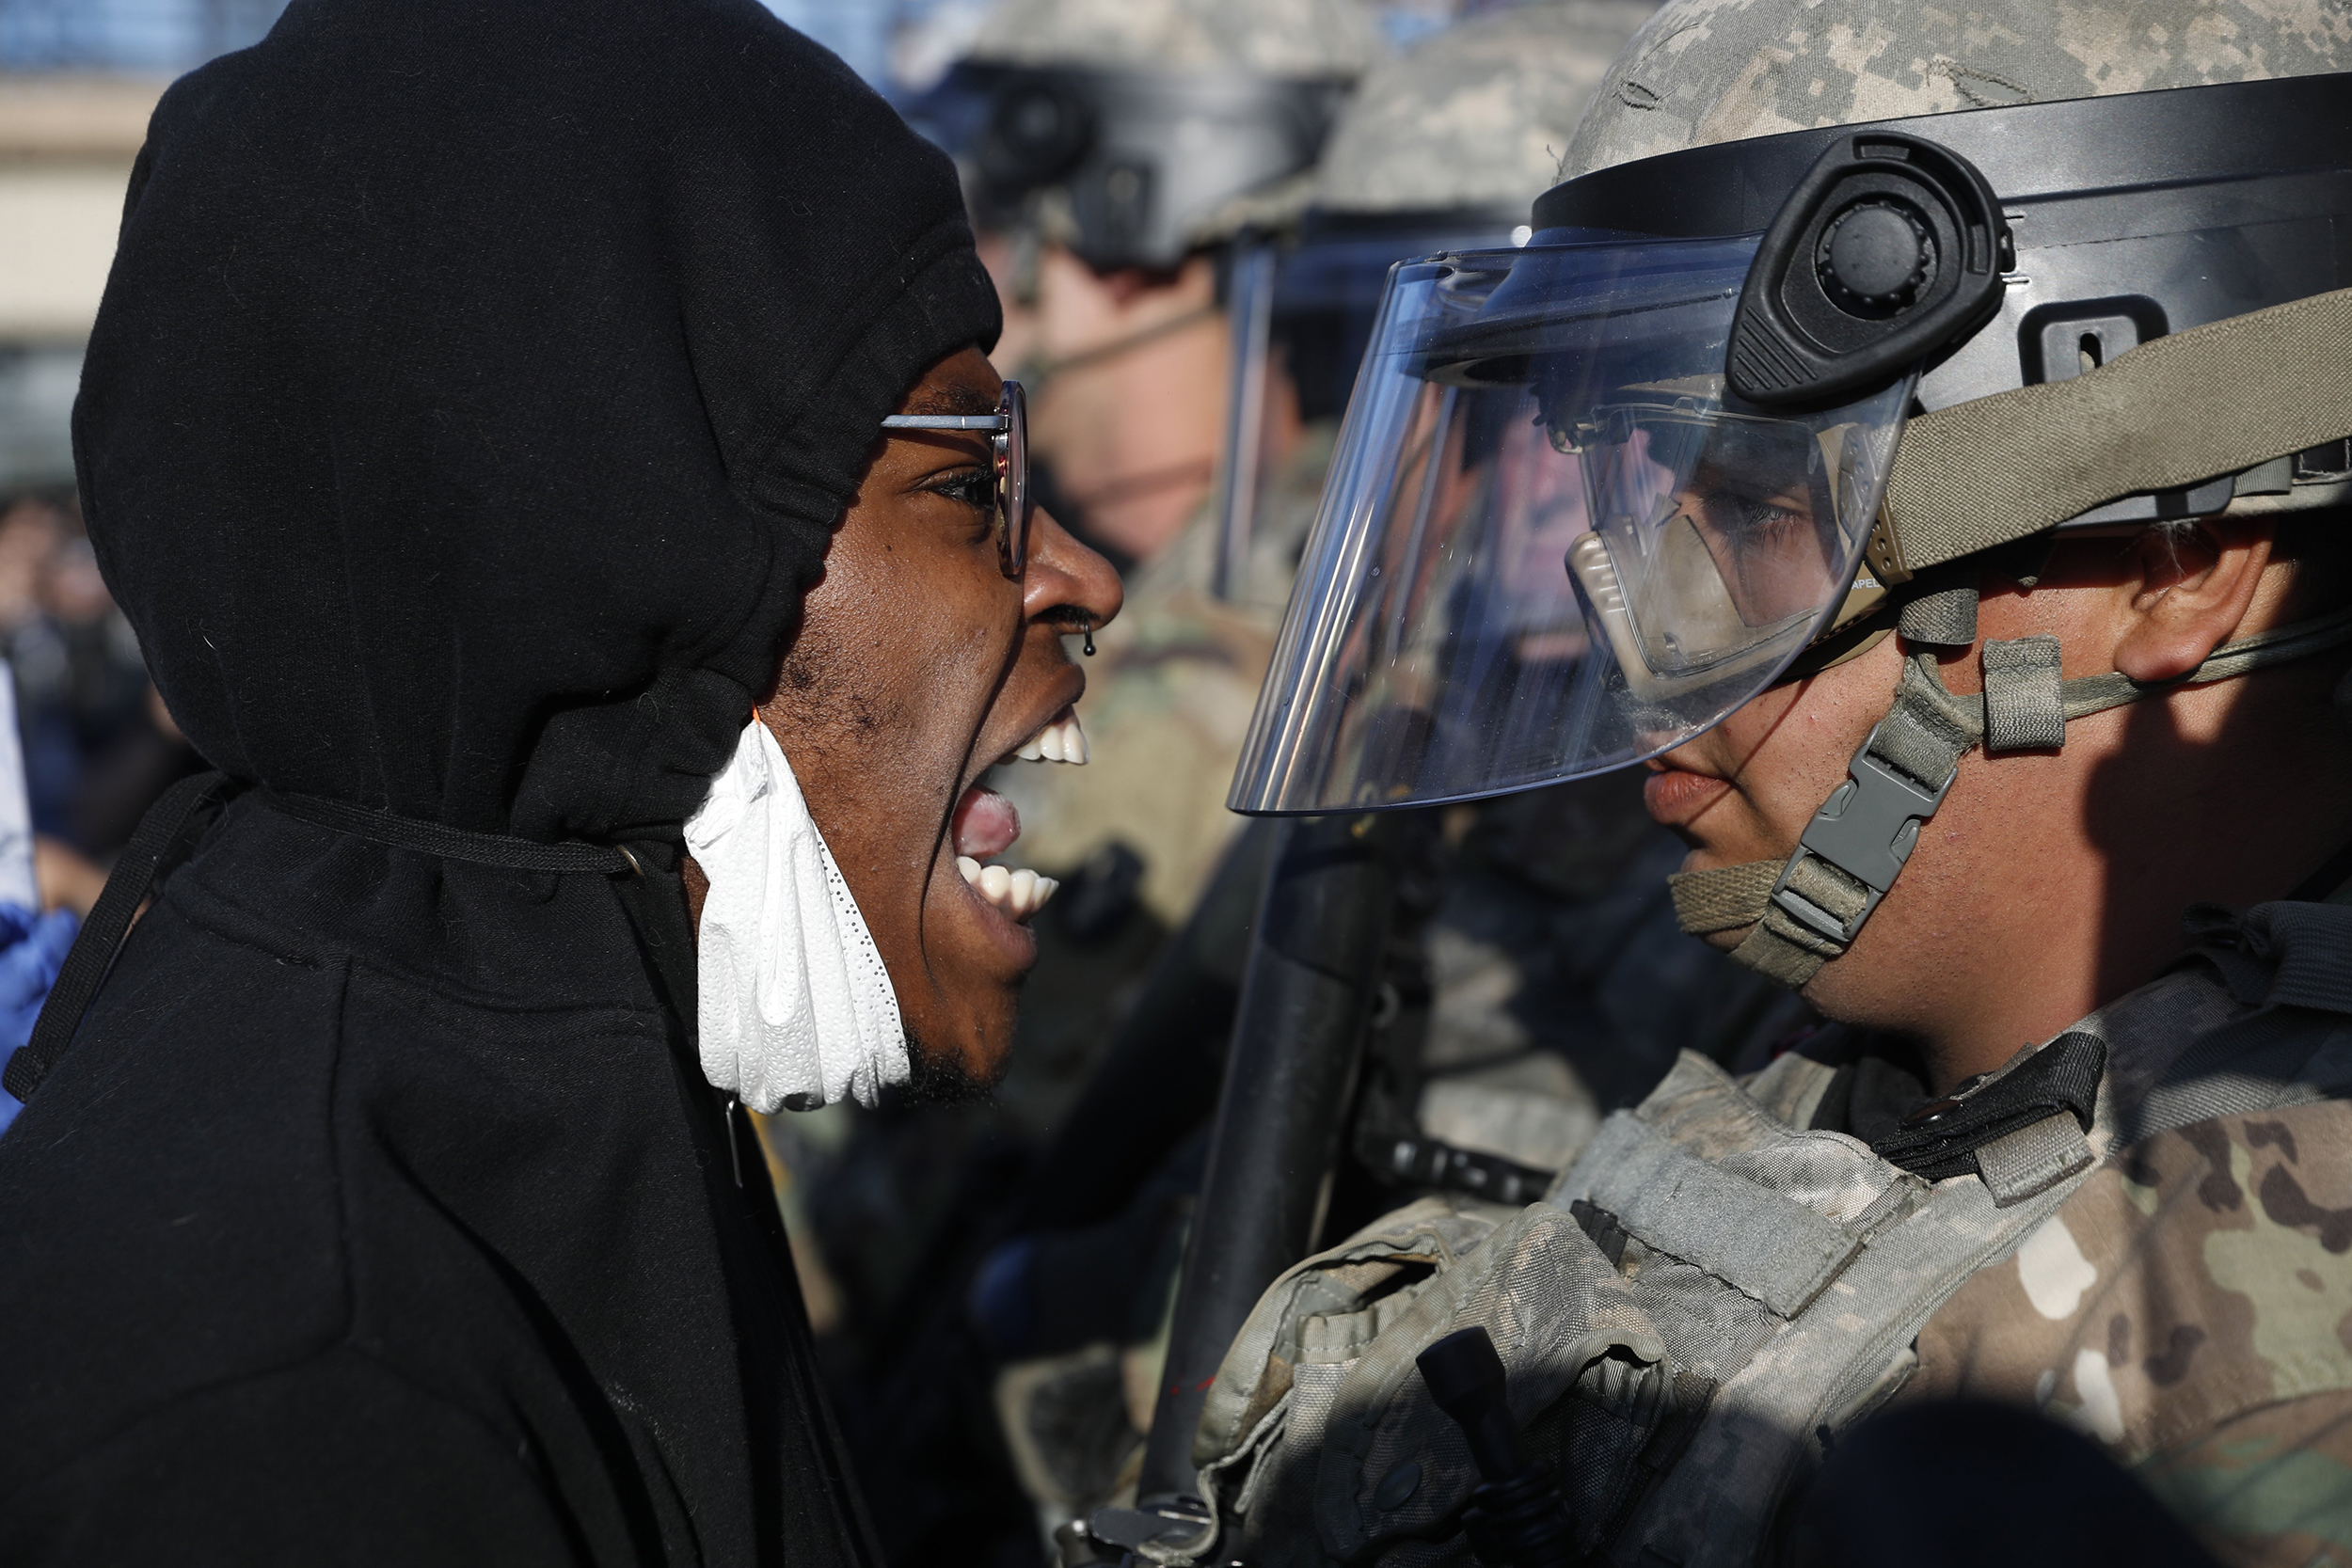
<box><xmin>1727</xmin><ymin>133</ymin><xmax>2010</xmax><ymax>408</ymax></box>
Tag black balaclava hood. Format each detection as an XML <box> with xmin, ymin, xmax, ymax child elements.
<box><xmin>76</xmin><ymin>0</ymin><xmax>1001</xmax><ymax>845</ymax></box>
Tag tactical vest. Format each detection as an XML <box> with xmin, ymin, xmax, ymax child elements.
<box><xmin>1175</xmin><ymin>905</ymin><xmax>2352</xmax><ymax>1568</ymax></box>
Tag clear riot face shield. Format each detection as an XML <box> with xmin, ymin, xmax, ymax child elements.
<box><xmin>1227</xmin><ymin>233</ymin><xmax>1918</xmax><ymax>812</ymax></box>
<box><xmin>1228</xmin><ymin>75</ymin><xmax>2352</xmax><ymax>815</ymax></box>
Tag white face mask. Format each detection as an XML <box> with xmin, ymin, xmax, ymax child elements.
<box><xmin>682</xmin><ymin>718</ymin><xmax>909</xmax><ymax>1112</ymax></box>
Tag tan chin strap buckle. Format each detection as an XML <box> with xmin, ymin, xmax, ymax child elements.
<box><xmin>1736</xmin><ymin>651</ymin><xmax>1979</xmax><ymax>989</ymax></box>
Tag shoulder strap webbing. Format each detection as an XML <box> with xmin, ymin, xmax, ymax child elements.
<box><xmin>1872</xmin><ymin>286</ymin><xmax>2352</xmax><ymax>581</ymax></box>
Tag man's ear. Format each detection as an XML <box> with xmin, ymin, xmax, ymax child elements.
<box><xmin>2111</xmin><ymin>519</ymin><xmax>2275</xmax><ymax>684</ymax></box>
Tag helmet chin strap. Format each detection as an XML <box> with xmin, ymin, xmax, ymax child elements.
<box><xmin>1666</xmin><ymin>604</ymin><xmax>2352</xmax><ymax>990</ymax></box>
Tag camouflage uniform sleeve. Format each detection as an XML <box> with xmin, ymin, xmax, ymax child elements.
<box><xmin>1899</xmin><ymin>1101</ymin><xmax>2352</xmax><ymax>1564</ymax></box>
<box><xmin>2139</xmin><ymin>1390</ymin><xmax>2352</xmax><ymax>1566</ymax></box>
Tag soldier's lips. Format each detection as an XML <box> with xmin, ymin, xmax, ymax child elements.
<box><xmin>1644</xmin><ymin>762</ymin><xmax>1732</xmax><ymax>828</ymax></box>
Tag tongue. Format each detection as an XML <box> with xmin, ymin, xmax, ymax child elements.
<box><xmin>953</xmin><ymin>784</ymin><xmax>1021</xmax><ymax>860</ymax></box>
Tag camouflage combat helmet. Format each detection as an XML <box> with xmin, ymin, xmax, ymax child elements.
<box><xmin>1208</xmin><ymin>1</ymin><xmax>1660</xmax><ymax>598</ymax></box>
<box><xmin>930</xmin><ymin>0</ymin><xmax>1384</xmax><ymax>269</ymax></box>
<box><xmin>1565</xmin><ymin>0</ymin><xmax>2352</xmax><ymax>179</ymax></box>
<box><xmin>1539</xmin><ymin>0</ymin><xmax>2352</xmax><ymax>989</ymax></box>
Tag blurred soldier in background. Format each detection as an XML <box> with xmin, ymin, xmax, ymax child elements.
<box><xmin>782</xmin><ymin>8</ymin><xmax>1384</xmax><ymax>1565</ymax></box>
<box><xmin>956</xmin><ymin>0</ymin><xmax>1384</xmax><ymax>945</ymax></box>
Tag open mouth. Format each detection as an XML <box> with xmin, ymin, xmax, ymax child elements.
<box><xmin>950</xmin><ymin>705</ymin><xmax>1088</xmax><ymax>922</ymax></box>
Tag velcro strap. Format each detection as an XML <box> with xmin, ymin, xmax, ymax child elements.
<box><xmin>1863</xmin><ymin>655</ymin><xmax>1981</xmax><ymax>787</ymax></box>
<box><xmin>1669</xmin><ymin>860</ymin><xmax>1781</xmax><ymax>936</ymax></box>
<box><xmin>1727</xmin><ymin>905</ymin><xmax>1843</xmax><ymax>989</ymax></box>
<box><xmin>1670</xmin><ymin>860</ymin><xmax>1845</xmax><ymax>987</ymax></box>
<box><xmin>1669</xmin><ymin>609</ymin><xmax>2352</xmax><ymax>991</ymax></box>
<box><xmin>1870</xmin><ymin>1032</ymin><xmax>2106</xmax><ymax>1183</ymax></box>
<box><xmin>2058</xmin><ymin>604</ymin><xmax>2352</xmax><ymax>722</ymax></box>
<box><xmin>1573</xmin><ymin>1111</ymin><xmax>1862</xmax><ymax>1318</ymax></box>
<box><xmin>1981</xmin><ymin>636</ymin><xmax>2065</xmax><ymax>752</ymax></box>
<box><xmin>1895</xmin><ymin>584</ymin><xmax>1979</xmax><ymax>647</ymax></box>
<box><xmin>1670</xmin><ymin>862</ymin><xmax>1852</xmax><ymax>990</ymax></box>
<box><xmin>1780</xmin><ymin>854</ymin><xmax>1873</xmax><ymax>927</ymax></box>
<box><xmin>1975</xmin><ymin>1114</ymin><xmax>2096</xmax><ymax>1207</ymax></box>
<box><xmin>1880</xmin><ymin>286</ymin><xmax>2352</xmax><ymax>575</ymax></box>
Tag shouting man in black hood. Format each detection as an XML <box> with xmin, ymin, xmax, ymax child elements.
<box><xmin>0</xmin><ymin>0</ymin><xmax>1120</xmax><ymax>1561</ymax></box>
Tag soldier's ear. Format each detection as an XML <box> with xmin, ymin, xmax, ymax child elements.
<box><xmin>2111</xmin><ymin>519</ymin><xmax>2273</xmax><ymax>684</ymax></box>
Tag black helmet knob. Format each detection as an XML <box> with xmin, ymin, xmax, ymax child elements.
<box><xmin>1817</xmin><ymin>198</ymin><xmax>1932</xmax><ymax>318</ymax></box>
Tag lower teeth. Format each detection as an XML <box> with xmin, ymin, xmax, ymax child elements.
<box><xmin>956</xmin><ymin>855</ymin><xmax>1060</xmax><ymax>919</ymax></box>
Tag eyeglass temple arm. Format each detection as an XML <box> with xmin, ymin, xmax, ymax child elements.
<box><xmin>879</xmin><ymin>415</ymin><xmax>1007</xmax><ymax>430</ymax></box>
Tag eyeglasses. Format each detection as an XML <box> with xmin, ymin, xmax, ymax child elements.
<box><xmin>881</xmin><ymin>379</ymin><xmax>1030</xmax><ymax>578</ymax></box>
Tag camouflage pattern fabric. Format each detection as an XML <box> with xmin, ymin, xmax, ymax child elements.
<box><xmin>1315</xmin><ymin>0</ymin><xmax>1659</xmax><ymax>215</ymax></box>
<box><xmin>1906</xmin><ymin>1104</ymin><xmax>2352</xmax><ymax>1564</ymax></box>
<box><xmin>968</xmin><ymin>0</ymin><xmax>1386</xmax><ymax>78</ymax></box>
<box><xmin>1560</xmin><ymin>0</ymin><xmax>2352</xmax><ymax>181</ymax></box>
<box><xmin>1179</xmin><ymin>898</ymin><xmax>2352</xmax><ymax>1566</ymax></box>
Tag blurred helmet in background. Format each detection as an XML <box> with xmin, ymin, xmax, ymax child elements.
<box><xmin>922</xmin><ymin>0</ymin><xmax>1387</xmax><ymax>270</ymax></box>
<box><xmin>1213</xmin><ymin>0</ymin><xmax>1660</xmax><ymax>602</ymax></box>
<box><xmin>1314</xmin><ymin>0</ymin><xmax>1654</xmax><ymax>220</ymax></box>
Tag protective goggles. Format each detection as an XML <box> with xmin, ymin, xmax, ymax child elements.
<box><xmin>882</xmin><ymin>379</ymin><xmax>1031</xmax><ymax>578</ymax></box>
<box><xmin>1229</xmin><ymin>74</ymin><xmax>2352</xmax><ymax>815</ymax></box>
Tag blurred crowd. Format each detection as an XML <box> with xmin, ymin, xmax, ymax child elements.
<box><xmin>0</xmin><ymin>492</ymin><xmax>199</xmax><ymax>911</ymax></box>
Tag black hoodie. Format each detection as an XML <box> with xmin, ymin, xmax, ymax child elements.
<box><xmin>0</xmin><ymin>1</ymin><xmax>998</xmax><ymax>1561</ymax></box>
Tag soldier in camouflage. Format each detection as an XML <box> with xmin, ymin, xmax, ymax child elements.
<box><xmin>1172</xmin><ymin>1</ymin><xmax>2352</xmax><ymax>1564</ymax></box>
<box><xmin>994</xmin><ymin>0</ymin><xmax>1708</xmax><ymax>1105</ymax></box>
<box><xmin>958</xmin><ymin>0</ymin><xmax>1379</xmax><ymax>930</ymax></box>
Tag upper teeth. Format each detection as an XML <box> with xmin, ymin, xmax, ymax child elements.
<box><xmin>957</xmin><ymin>855</ymin><xmax>1060</xmax><ymax>920</ymax></box>
<box><xmin>1013</xmin><ymin>712</ymin><xmax>1088</xmax><ymax>765</ymax></box>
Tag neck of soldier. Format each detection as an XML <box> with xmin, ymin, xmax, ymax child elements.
<box><xmin>1805</xmin><ymin>638</ymin><xmax>2352</xmax><ymax>1098</ymax></box>
<box><xmin>1025</xmin><ymin>245</ymin><xmax>1228</xmax><ymax>566</ymax></box>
